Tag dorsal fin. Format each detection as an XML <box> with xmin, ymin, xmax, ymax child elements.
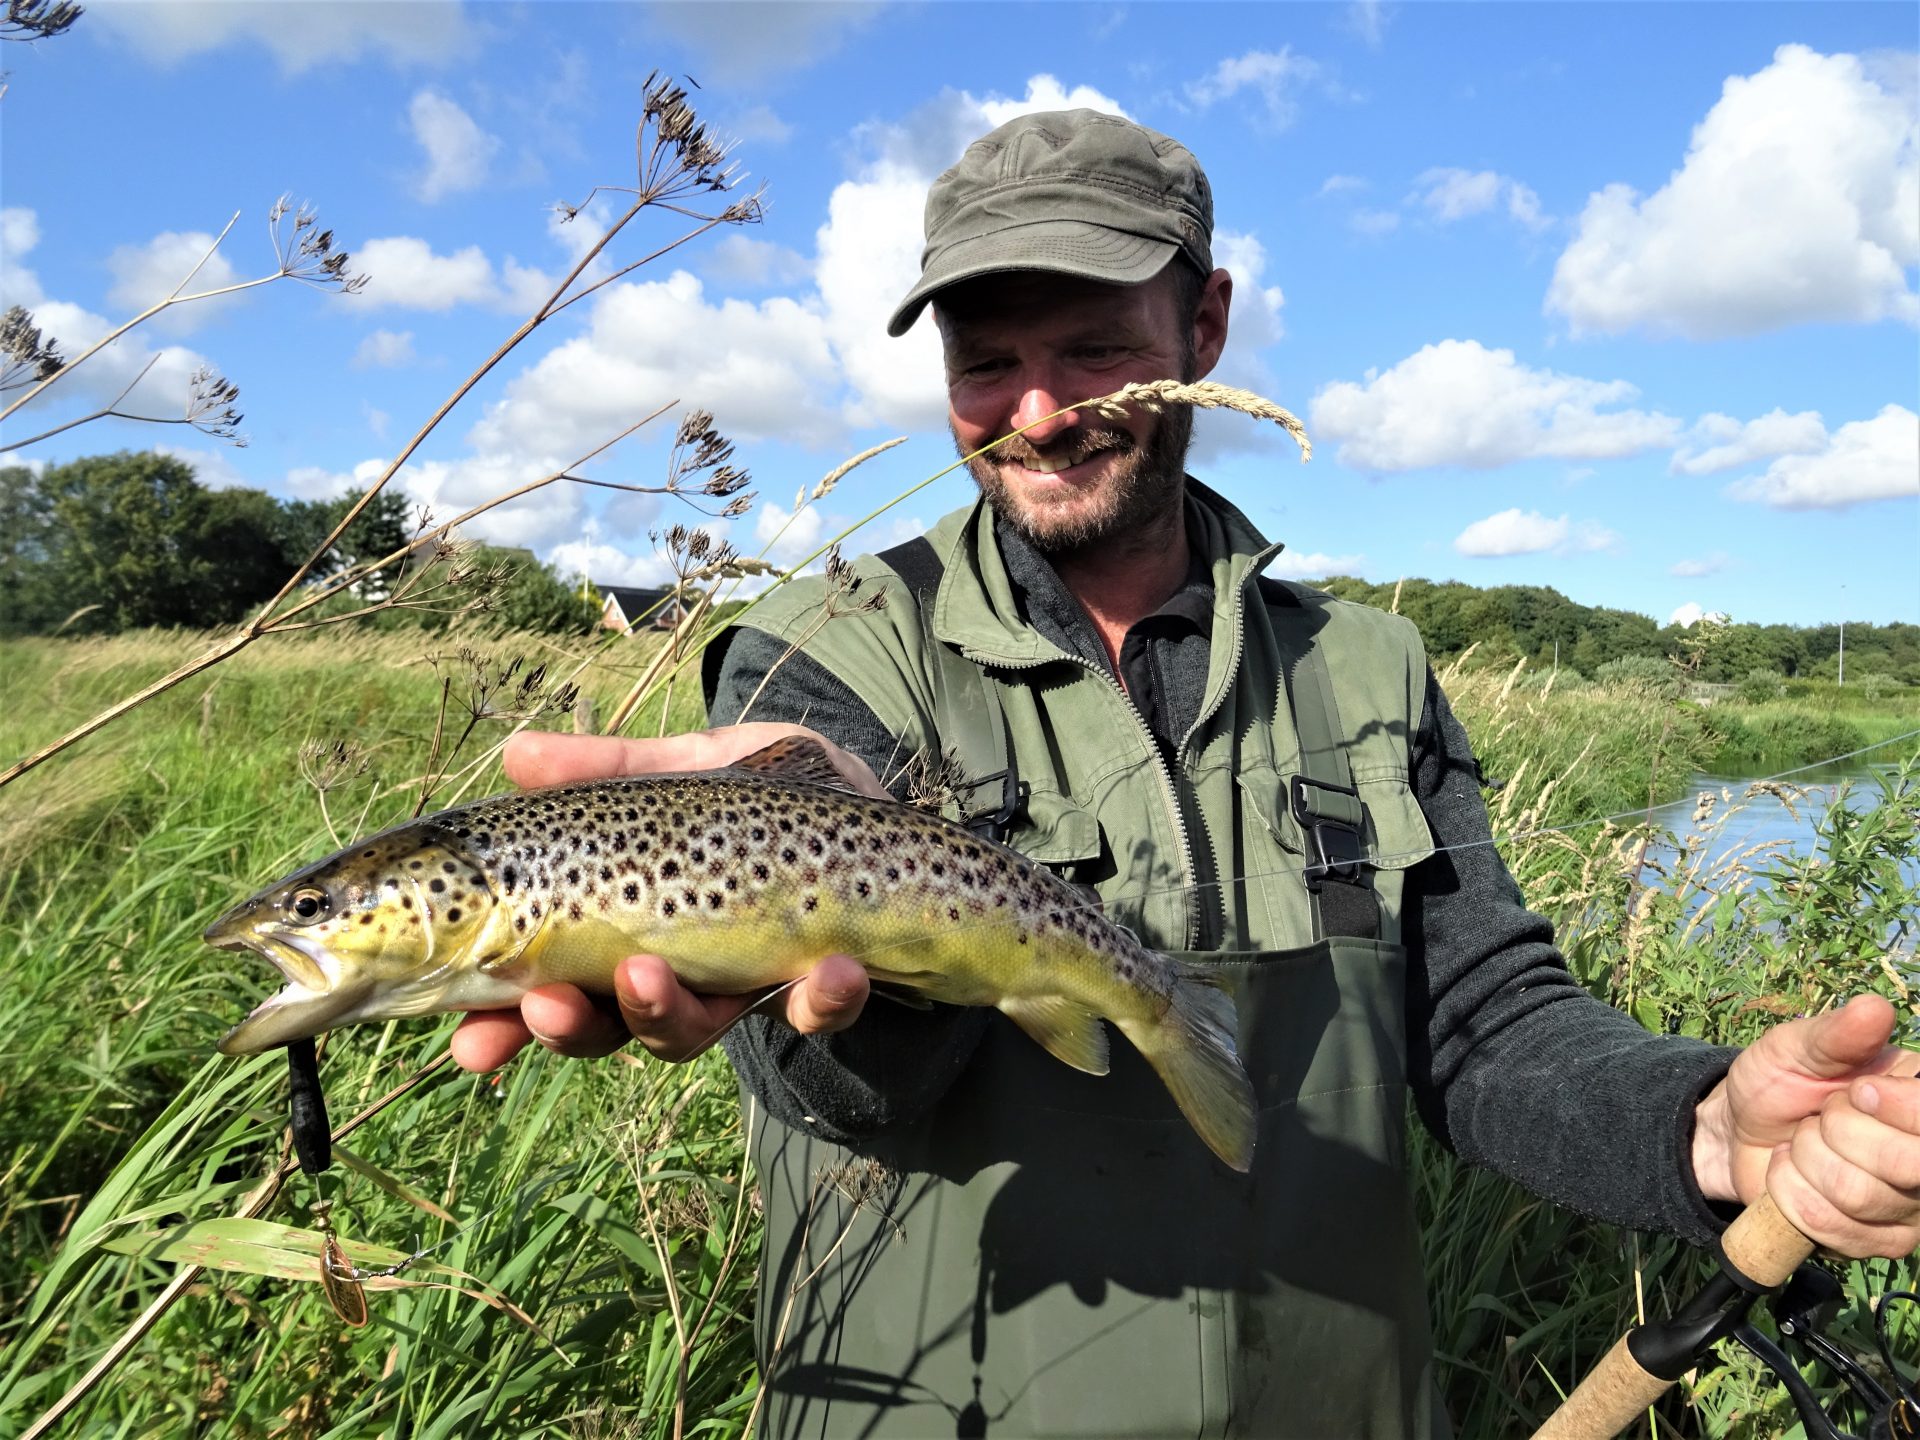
<box><xmin>728</xmin><ymin>736</ymin><xmax>860</xmax><ymax>793</ymax></box>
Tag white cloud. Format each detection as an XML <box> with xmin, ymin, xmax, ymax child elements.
<box><xmin>1453</xmin><ymin>508</ymin><xmax>1618</xmax><ymax>557</ymax></box>
<box><xmin>548</xmin><ymin>521</ymin><xmax>679</xmax><ymax>590</ymax></box>
<box><xmin>1670</xmin><ymin>552</ymin><xmax>1729</xmax><ymax>578</ymax></box>
<box><xmin>1410</xmin><ymin>167</ymin><xmax>1551</xmax><ymax>233</ymax></box>
<box><xmin>103</xmin><ymin>231</ymin><xmax>242</xmax><ymax>333</ymax></box>
<box><xmin>0</xmin><ymin>210</ymin><xmax>217</xmax><ymax>439</ymax></box>
<box><xmin>1668</xmin><ymin>602</ymin><xmax>1728</xmax><ymax>629</ymax></box>
<box><xmin>1349</xmin><ymin>208</ymin><xmax>1400</xmax><ymax>237</ymax></box>
<box><xmin>754</xmin><ymin>501</ymin><xmax>828</xmax><ymax>568</ymax></box>
<box><xmin>87</xmin><ymin>0</ymin><xmax>476</xmax><ymax>72</ymax></box>
<box><xmin>975</xmin><ymin>74</ymin><xmax>1130</xmax><ymax>129</ymax></box>
<box><xmin>1270</xmin><ymin>549</ymin><xmax>1366</xmax><ymax>579</ymax></box>
<box><xmin>351</xmin><ymin>236</ymin><xmax>542</xmax><ymax>312</ymax></box>
<box><xmin>1548</xmin><ymin>44</ymin><xmax>1919</xmax><ymax>338</ymax></box>
<box><xmin>156</xmin><ymin>442</ymin><xmax>249</xmax><ymax>491</ymax></box>
<box><xmin>703</xmin><ymin>234</ymin><xmax>813</xmax><ymax>289</ymax></box>
<box><xmin>1310</xmin><ymin>339</ymin><xmax>1682</xmax><ymax>472</ymax></box>
<box><xmin>1317</xmin><ymin>174</ymin><xmax>1367</xmax><ymax>197</ymax></box>
<box><xmin>1725</xmin><ymin>404</ymin><xmax>1919</xmax><ymax>509</ymax></box>
<box><xmin>1344</xmin><ymin>0</ymin><xmax>1389</xmax><ymax>47</ymax></box>
<box><xmin>410</xmin><ymin>89</ymin><xmax>500</xmax><ymax>203</ymax></box>
<box><xmin>1</xmin><ymin>207</ymin><xmax>39</xmax><ymax>261</ymax></box>
<box><xmin>1212</xmin><ymin>228</ymin><xmax>1286</xmax><ymax>348</ymax></box>
<box><xmin>1187</xmin><ymin>48</ymin><xmax>1328</xmax><ymax>129</ymax></box>
<box><xmin>726</xmin><ymin>104</ymin><xmax>794</xmax><ymax>146</ymax></box>
<box><xmin>352</xmin><ymin>329</ymin><xmax>417</xmax><ymax>369</ymax></box>
<box><xmin>642</xmin><ymin>0</ymin><xmax>882</xmax><ymax>83</ymax></box>
<box><xmin>1670</xmin><ymin>408</ymin><xmax>1828</xmax><ymax>475</ymax></box>
<box><xmin>282</xmin><ymin>458</ymin><xmax>390</xmax><ymax>503</ymax></box>
<box><xmin>466</xmin><ymin>269</ymin><xmax>841</xmax><ymax>461</ymax></box>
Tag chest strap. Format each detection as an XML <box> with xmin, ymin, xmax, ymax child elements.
<box><xmin>879</xmin><ymin>537</ymin><xmax>1023</xmax><ymax>843</ymax></box>
<box><xmin>1261</xmin><ymin>579</ymin><xmax>1381</xmax><ymax>942</ymax></box>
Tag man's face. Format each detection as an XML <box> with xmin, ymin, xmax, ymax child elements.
<box><xmin>935</xmin><ymin>268</ymin><xmax>1213</xmax><ymax>553</ymax></box>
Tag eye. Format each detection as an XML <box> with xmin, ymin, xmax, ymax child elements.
<box><xmin>287</xmin><ymin>887</ymin><xmax>330</xmax><ymax>924</ymax></box>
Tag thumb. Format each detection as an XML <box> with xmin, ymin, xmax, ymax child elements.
<box><xmin>1768</xmin><ymin>994</ymin><xmax>1899</xmax><ymax>1080</ymax></box>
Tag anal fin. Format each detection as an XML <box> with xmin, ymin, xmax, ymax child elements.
<box><xmin>1000</xmin><ymin>994</ymin><xmax>1111</xmax><ymax>1075</ymax></box>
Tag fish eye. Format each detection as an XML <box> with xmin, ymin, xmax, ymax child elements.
<box><xmin>287</xmin><ymin>887</ymin><xmax>331</xmax><ymax>924</ymax></box>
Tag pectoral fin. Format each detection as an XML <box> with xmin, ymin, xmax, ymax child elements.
<box><xmin>1000</xmin><ymin>995</ymin><xmax>1111</xmax><ymax>1075</ymax></box>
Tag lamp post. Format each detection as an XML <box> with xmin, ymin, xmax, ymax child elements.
<box><xmin>1837</xmin><ymin>583</ymin><xmax>1847</xmax><ymax>687</ymax></box>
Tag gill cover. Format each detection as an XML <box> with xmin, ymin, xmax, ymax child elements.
<box><xmin>207</xmin><ymin>823</ymin><xmax>502</xmax><ymax>1055</ymax></box>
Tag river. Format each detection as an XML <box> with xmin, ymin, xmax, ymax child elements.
<box><xmin>1644</xmin><ymin>757</ymin><xmax>1918</xmax><ymax>892</ymax></box>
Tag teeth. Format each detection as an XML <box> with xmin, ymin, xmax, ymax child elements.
<box><xmin>1026</xmin><ymin>455</ymin><xmax>1074</xmax><ymax>474</ymax></box>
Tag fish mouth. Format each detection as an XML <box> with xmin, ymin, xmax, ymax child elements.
<box><xmin>209</xmin><ymin>928</ymin><xmax>362</xmax><ymax>1056</ymax></box>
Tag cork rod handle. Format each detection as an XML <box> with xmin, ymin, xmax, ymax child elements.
<box><xmin>1527</xmin><ymin>1196</ymin><xmax>1814</xmax><ymax>1440</ymax></box>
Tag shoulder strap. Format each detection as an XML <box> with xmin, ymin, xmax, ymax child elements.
<box><xmin>1258</xmin><ymin>579</ymin><xmax>1380</xmax><ymax>941</ymax></box>
<box><xmin>878</xmin><ymin>537</ymin><xmax>1022</xmax><ymax>842</ymax></box>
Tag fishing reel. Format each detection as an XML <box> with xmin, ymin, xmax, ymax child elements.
<box><xmin>1725</xmin><ymin>1264</ymin><xmax>1917</xmax><ymax>1440</ymax></box>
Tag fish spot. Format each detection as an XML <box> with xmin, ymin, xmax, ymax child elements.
<box><xmin>623</xmin><ymin>882</ymin><xmax>639</xmax><ymax>903</ymax></box>
<box><xmin>806</xmin><ymin>838</ymin><xmax>824</xmax><ymax>857</ymax></box>
<box><xmin>429</xmin><ymin>878</ymin><xmax>447</xmax><ymax>893</ymax></box>
<box><xmin>447</xmin><ymin>907</ymin><xmax>463</xmax><ymax>923</ymax></box>
<box><xmin>803</xmin><ymin>895</ymin><xmax>818</xmax><ymax>912</ymax></box>
<box><xmin>662</xmin><ymin>898</ymin><xmax>678</xmax><ymax>917</ymax></box>
<box><xmin>706</xmin><ymin>891</ymin><xmax>723</xmax><ymax>909</ymax></box>
<box><xmin>690</xmin><ymin>847</ymin><xmax>705</xmax><ymax>864</ymax></box>
<box><xmin>1018</xmin><ymin>933</ymin><xmax>1029</xmax><ymax>945</ymax></box>
<box><xmin>385</xmin><ymin>877</ymin><xmax>401</xmax><ymax>890</ymax></box>
<box><xmin>402</xmin><ymin>895</ymin><xmax>414</xmax><ymax>909</ymax></box>
<box><xmin>360</xmin><ymin>913</ymin><xmax>374</xmax><ymax>925</ymax></box>
<box><xmin>600</xmin><ymin>865</ymin><xmax>613</xmax><ymax>882</ymax></box>
<box><xmin>931</xmin><ymin>862</ymin><xmax>945</xmax><ymax>877</ymax></box>
<box><xmin>948</xmin><ymin>906</ymin><xmax>960</xmax><ymax>921</ymax></box>
<box><xmin>565</xmin><ymin>867</ymin><xmax>581</xmax><ymax>886</ymax></box>
<box><xmin>567</xmin><ymin>902</ymin><xmax>583</xmax><ymax>921</ymax></box>
<box><xmin>855</xmin><ymin>879</ymin><xmax>871</xmax><ymax>898</ymax></box>
<box><xmin>752</xmin><ymin>862</ymin><xmax>769</xmax><ymax>882</ymax></box>
<box><xmin>724</xmin><ymin>876</ymin><xmax>738</xmax><ymax>892</ymax></box>
<box><xmin>780</xmin><ymin>847</ymin><xmax>797</xmax><ymax>864</ymax></box>
<box><xmin>502</xmin><ymin>866</ymin><xmax>518</xmax><ymax>891</ymax></box>
<box><xmin>409</xmin><ymin>860</ymin><xmax>424</xmax><ymax>871</ymax></box>
<box><xmin>515</xmin><ymin>916</ymin><xmax>527</xmax><ymax>932</ymax></box>
<box><xmin>661</xmin><ymin>859</ymin><xmax>681</xmax><ymax>879</ymax></box>
<box><xmin>884</xmin><ymin>865</ymin><xmax>899</xmax><ymax>882</ymax></box>
<box><xmin>443</xmin><ymin>861</ymin><xmax>457</xmax><ymax>874</ymax></box>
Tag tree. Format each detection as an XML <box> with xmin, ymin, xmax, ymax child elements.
<box><xmin>277</xmin><ymin>489</ymin><xmax>415</xmax><ymax>595</ymax></box>
<box><xmin>478</xmin><ymin>547</ymin><xmax>600</xmax><ymax>634</ymax></box>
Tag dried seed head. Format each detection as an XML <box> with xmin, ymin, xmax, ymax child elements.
<box><xmin>1085</xmin><ymin>379</ymin><xmax>1312</xmax><ymax>462</ymax></box>
<box><xmin>0</xmin><ymin>305</ymin><xmax>62</xmax><ymax>391</ymax></box>
<box><xmin>186</xmin><ymin>366</ymin><xmax>246</xmax><ymax>444</ymax></box>
<box><xmin>298</xmin><ymin>739</ymin><xmax>370</xmax><ymax>793</ymax></box>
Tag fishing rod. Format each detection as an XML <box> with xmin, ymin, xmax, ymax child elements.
<box><xmin>1532</xmin><ymin>1192</ymin><xmax>1918</xmax><ymax>1439</ymax></box>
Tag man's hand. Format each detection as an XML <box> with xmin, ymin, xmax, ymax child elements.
<box><xmin>1693</xmin><ymin>994</ymin><xmax>1920</xmax><ymax>1258</ymax></box>
<box><xmin>448</xmin><ymin>723</ymin><xmax>883</xmax><ymax>1075</ymax></box>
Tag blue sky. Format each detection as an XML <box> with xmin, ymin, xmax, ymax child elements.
<box><xmin>2</xmin><ymin>1</ymin><xmax>1915</xmax><ymax>628</ymax></box>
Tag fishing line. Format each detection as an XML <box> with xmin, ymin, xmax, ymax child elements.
<box><xmin>831</xmin><ymin>727</ymin><xmax>1920</xmax><ymax>970</ymax></box>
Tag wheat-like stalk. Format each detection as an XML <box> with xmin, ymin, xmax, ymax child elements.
<box><xmin>1087</xmin><ymin>379</ymin><xmax>1311</xmax><ymax>462</ymax></box>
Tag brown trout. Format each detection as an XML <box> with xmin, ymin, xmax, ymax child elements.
<box><xmin>206</xmin><ymin>737</ymin><xmax>1257</xmax><ymax>1169</ymax></box>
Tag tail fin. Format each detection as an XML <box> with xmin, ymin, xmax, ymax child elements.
<box><xmin>1127</xmin><ymin>966</ymin><xmax>1256</xmax><ymax>1172</ymax></box>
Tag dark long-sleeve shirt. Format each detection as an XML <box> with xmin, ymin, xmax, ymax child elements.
<box><xmin>707</xmin><ymin>517</ymin><xmax>1739</xmax><ymax>1245</ymax></box>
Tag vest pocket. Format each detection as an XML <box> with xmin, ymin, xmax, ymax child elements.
<box><xmin>1006</xmin><ymin>787</ymin><xmax>1103</xmax><ymax>868</ymax></box>
<box><xmin>1237</xmin><ymin>762</ymin><xmax>1435</xmax><ymax>873</ymax></box>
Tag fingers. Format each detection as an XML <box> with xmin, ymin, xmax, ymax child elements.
<box><xmin>1765</xmin><ymin>1075</ymin><xmax>1920</xmax><ymax>1260</ymax></box>
<box><xmin>449</xmin><ymin>984</ymin><xmax>631</xmax><ymax>1072</ymax></box>
<box><xmin>504</xmin><ymin>722</ymin><xmax>889</xmax><ymax>797</ymax></box>
<box><xmin>782</xmin><ymin>953</ymin><xmax>870</xmax><ymax>1035</ymax></box>
<box><xmin>1771</xmin><ymin>993</ymin><xmax>1901</xmax><ymax>1080</ymax></box>
<box><xmin>450</xmin><ymin>954</ymin><xmax>872</xmax><ymax>1072</ymax></box>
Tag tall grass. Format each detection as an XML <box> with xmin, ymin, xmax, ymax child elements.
<box><xmin>1</xmin><ymin>630</ymin><xmax>1914</xmax><ymax>1436</ymax></box>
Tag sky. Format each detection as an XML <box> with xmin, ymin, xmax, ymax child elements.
<box><xmin>1</xmin><ymin>0</ymin><xmax>1916</xmax><ymax>629</ymax></box>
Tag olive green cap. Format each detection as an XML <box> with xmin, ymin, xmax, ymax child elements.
<box><xmin>886</xmin><ymin>109</ymin><xmax>1214</xmax><ymax>337</ymax></box>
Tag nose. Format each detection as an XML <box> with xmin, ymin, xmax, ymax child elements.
<box><xmin>1009</xmin><ymin>368</ymin><xmax>1081</xmax><ymax>447</ymax></box>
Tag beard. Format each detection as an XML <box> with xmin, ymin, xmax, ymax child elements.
<box><xmin>957</xmin><ymin>404</ymin><xmax>1195</xmax><ymax>555</ymax></box>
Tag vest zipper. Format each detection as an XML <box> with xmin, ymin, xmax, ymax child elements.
<box><xmin>965</xmin><ymin>650</ymin><xmax>1203</xmax><ymax>951</ymax></box>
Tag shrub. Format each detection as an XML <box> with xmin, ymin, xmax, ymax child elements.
<box><xmin>1737</xmin><ymin>668</ymin><xmax>1785</xmax><ymax>703</ymax></box>
<box><xmin>1595</xmin><ymin>654</ymin><xmax>1682</xmax><ymax>697</ymax></box>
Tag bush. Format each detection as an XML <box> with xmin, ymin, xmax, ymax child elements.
<box><xmin>1737</xmin><ymin>668</ymin><xmax>1785</xmax><ymax>703</ymax></box>
<box><xmin>1595</xmin><ymin>654</ymin><xmax>1682</xmax><ymax>697</ymax></box>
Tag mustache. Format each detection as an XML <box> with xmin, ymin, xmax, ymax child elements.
<box><xmin>990</xmin><ymin>427</ymin><xmax>1135</xmax><ymax>468</ymax></box>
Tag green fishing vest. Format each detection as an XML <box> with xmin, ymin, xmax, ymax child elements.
<box><xmin>719</xmin><ymin>483</ymin><xmax>1446</xmax><ymax>1439</ymax></box>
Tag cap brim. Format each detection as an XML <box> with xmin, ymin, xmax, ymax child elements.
<box><xmin>887</xmin><ymin>221</ymin><xmax>1178</xmax><ymax>337</ymax></box>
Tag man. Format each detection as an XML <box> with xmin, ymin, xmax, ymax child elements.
<box><xmin>452</xmin><ymin>112</ymin><xmax>1920</xmax><ymax>1437</ymax></box>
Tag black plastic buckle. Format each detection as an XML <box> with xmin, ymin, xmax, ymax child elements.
<box><xmin>963</xmin><ymin>772</ymin><xmax>1029</xmax><ymax>846</ymax></box>
<box><xmin>1289</xmin><ymin>774</ymin><xmax>1365</xmax><ymax>890</ymax></box>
